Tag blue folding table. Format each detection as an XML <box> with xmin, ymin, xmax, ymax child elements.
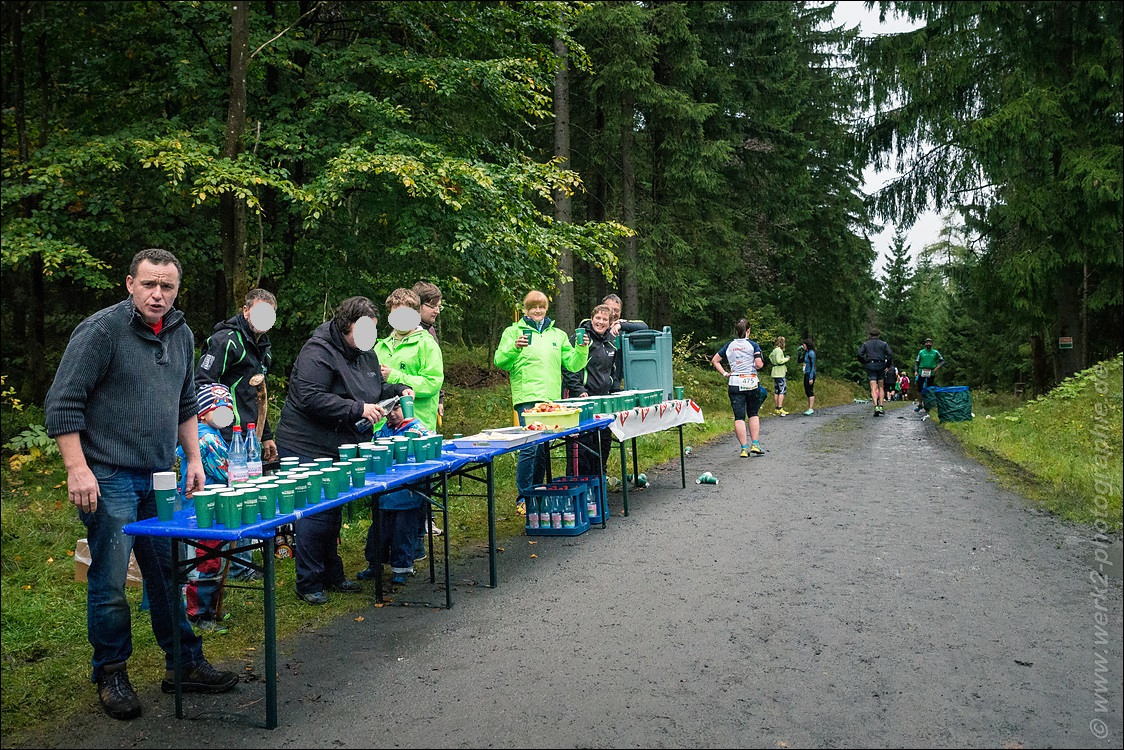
<box><xmin>122</xmin><ymin>417</ymin><xmax>613</xmax><ymax>729</ymax></box>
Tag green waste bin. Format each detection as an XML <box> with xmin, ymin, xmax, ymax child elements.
<box><xmin>924</xmin><ymin>386</ymin><xmax>973</xmax><ymax>422</ymax></box>
<box><xmin>621</xmin><ymin>326</ymin><xmax>674</xmax><ymax>401</ymax></box>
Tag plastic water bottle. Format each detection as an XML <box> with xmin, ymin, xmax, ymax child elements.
<box><xmin>526</xmin><ymin>496</ymin><xmax>539</xmax><ymax>529</ymax></box>
<box><xmin>228</xmin><ymin>425</ymin><xmax>249</xmax><ymax>486</ymax></box>
<box><xmin>246</xmin><ymin>423</ymin><xmax>262</xmax><ymax>479</ymax></box>
<box><xmin>354</xmin><ymin>395</ymin><xmax>402</xmax><ymax>433</ymax></box>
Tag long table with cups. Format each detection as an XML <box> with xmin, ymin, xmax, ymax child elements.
<box><xmin>121</xmin><ymin>416</ymin><xmax>613</xmax><ymax>729</ymax></box>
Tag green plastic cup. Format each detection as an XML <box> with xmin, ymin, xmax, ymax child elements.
<box><xmin>219</xmin><ymin>491</ymin><xmax>240</xmax><ymax>528</ymax></box>
<box><xmin>154</xmin><ymin>487</ymin><xmax>176</xmax><ymax>522</ymax></box>
<box><xmin>338</xmin><ymin>443</ymin><xmax>358</xmax><ymax>459</ymax></box>
<box><xmin>287</xmin><ymin>473</ymin><xmax>308</xmax><ymax>509</ymax></box>
<box><xmin>321</xmin><ymin>467</ymin><xmax>341</xmax><ymax>500</ymax></box>
<box><xmin>192</xmin><ymin>490</ymin><xmax>217</xmax><ymax>529</ymax></box>
<box><xmin>275</xmin><ymin>479</ymin><xmax>297</xmax><ymax>515</ymax></box>
<box><xmin>674</xmin><ymin>385</ymin><xmax>685</xmax><ymax>400</ymax></box>
<box><xmin>240</xmin><ymin>487</ymin><xmax>260</xmax><ymax>524</ymax></box>
<box><xmin>313</xmin><ymin>457</ymin><xmax>334</xmax><ymax>470</ymax></box>
<box><xmin>332</xmin><ymin>461</ymin><xmax>353</xmax><ymax>491</ymax></box>
<box><xmin>257</xmin><ymin>483</ymin><xmax>279</xmax><ymax>520</ymax></box>
<box><xmin>349</xmin><ymin>458</ymin><xmax>367</xmax><ymax>487</ymax></box>
<box><xmin>303</xmin><ymin>470</ymin><xmax>323</xmax><ymax>504</ymax></box>
<box><xmin>411</xmin><ymin>435</ymin><xmax>427</xmax><ymax>463</ymax></box>
<box><xmin>370</xmin><ymin>446</ymin><xmax>389</xmax><ymax>474</ymax></box>
<box><xmin>400</xmin><ymin>395</ymin><xmax>415</xmax><ymax>419</ymax></box>
<box><xmin>153</xmin><ymin>471</ymin><xmax>177</xmax><ymax>522</ymax></box>
<box><xmin>575</xmin><ymin>327</ymin><xmax>585</xmax><ymax>346</ymax></box>
<box><xmin>393</xmin><ymin>440</ymin><xmax>410</xmax><ymax>465</ymax></box>
<box><xmin>358</xmin><ymin>444</ymin><xmax>375</xmax><ymax>471</ymax></box>
<box><xmin>429</xmin><ymin>435</ymin><xmax>443</xmax><ymax>459</ymax></box>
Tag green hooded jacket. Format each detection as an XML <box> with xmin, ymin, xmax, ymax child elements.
<box><xmin>374</xmin><ymin>327</ymin><xmax>444</xmax><ymax>431</ymax></box>
<box><xmin>494</xmin><ymin>317</ymin><xmax>588</xmax><ymax>407</ymax></box>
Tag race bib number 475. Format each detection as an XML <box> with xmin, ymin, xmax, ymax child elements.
<box><xmin>729</xmin><ymin>373</ymin><xmax>759</xmax><ymax>391</ymax></box>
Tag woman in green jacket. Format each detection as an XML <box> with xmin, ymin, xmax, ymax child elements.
<box><xmin>493</xmin><ymin>290</ymin><xmax>588</xmax><ymax>513</ymax></box>
<box><xmin>768</xmin><ymin>336</ymin><xmax>790</xmax><ymax>416</ymax></box>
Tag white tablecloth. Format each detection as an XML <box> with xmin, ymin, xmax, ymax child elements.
<box><xmin>607</xmin><ymin>399</ymin><xmax>705</xmax><ymax>440</ymax></box>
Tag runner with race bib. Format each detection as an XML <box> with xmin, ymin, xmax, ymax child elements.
<box><xmin>914</xmin><ymin>337</ymin><xmax>945</xmax><ymax>413</ymax></box>
<box><xmin>711</xmin><ymin>318</ymin><xmax>766</xmax><ymax>457</ymax></box>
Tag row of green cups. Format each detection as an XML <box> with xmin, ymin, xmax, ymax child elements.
<box><xmin>191</xmin><ymin>436</ymin><xmax>450</xmax><ymax>529</ymax></box>
<box><xmin>190</xmin><ymin>471</ymin><xmax>325</xmax><ymax>529</ymax></box>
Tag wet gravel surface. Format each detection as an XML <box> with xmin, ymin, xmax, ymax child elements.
<box><xmin>9</xmin><ymin>402</ymin><xmax>1122</xmax><ymax>749</ymax></box>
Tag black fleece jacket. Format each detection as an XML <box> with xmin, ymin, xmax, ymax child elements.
<box><xmin>275</xmin><ymin>320</ymin><xmax>407</xmax><ymax>460</ymax></box>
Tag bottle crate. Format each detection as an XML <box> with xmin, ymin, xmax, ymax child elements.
<box><xmin>524</xmin><ymin>483</ymin><xmax>590</xmax><ymax>536</ymax></box>
<box><xmin>553</xmin><ymin>474</ymin><xmax>607</xmax><ymax>525</ymax></box>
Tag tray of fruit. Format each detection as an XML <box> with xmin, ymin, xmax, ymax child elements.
<box><xmin>520</xmin><ymin>402</ymin><xmax>581</xmax><ymax>429</ymax></box>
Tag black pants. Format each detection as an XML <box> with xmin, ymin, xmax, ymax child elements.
<box><xmin>576</xmin><ymin>427</ymin><xmax>612</xmax><ymax>478</ymax></box>
<box><xmin>294</xmin><ymin>507</ymin><xmax>346</xmax><ymax>595</ymax></box>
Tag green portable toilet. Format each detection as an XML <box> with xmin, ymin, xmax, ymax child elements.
<box><xmin>924</xmin><ymin>386</ymin><xmax>973</xmax><ymax>422</ymax></box>
<box><xmin>621</xmin><ymin>326</ymin><xmax>674</xmax><ymax>401</ymax></box>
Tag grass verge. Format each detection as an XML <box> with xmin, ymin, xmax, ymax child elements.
<box><xmin>0</xmin><ymin>352</ymin><xmax>862</xmax><ymax>740</ymax></box>
<box><xmin>939</xmin><ymin>354</ymin><xmax>1123</xmax><ymax>530</ymax></box>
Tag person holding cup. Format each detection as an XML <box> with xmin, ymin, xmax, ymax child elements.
<box><xmin>356</xmin><ymin>402</ymin><xmax>432</xmax><ymax>585</ymax></box>
<box><xmin>274</xmin><ymin>296</ymin><xmax>413</xmax><ymax>606</ymax></box>
<box><xmin>493</xmin><ymin>290</ymin><xmax>588</xmax><ymax>515</ymax></box>
<box><xmin>44</xmin><ymin>248</ymin><xmax>238</xmax><ymax>721</ymax></box>
<box><xmin>374</xmin><ymin>287</ymin><xmax>446</xmax><ymax>554</ymax></box>
<box><xmin>562</xmin><ymin>304</ymin><xmax>622</xmax><ymax>477</ymax></box>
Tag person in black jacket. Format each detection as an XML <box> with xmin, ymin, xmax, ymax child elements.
<box><xmin>195</xmin><ymin>288</ymin><xmax>278</xmax><ymax>460</ymax></box>
<box><xmin>857</xmin><ymin>328</ymin><xmax>894</xmax><ymax>417</ymax></box>
<box><xmin>563</xmin><ymin>304</ymin><xmax>620</xmax><ymax>477</ymax></box>
<box><xmin>564</xmin><ymin>294</ymin><xmax>647</xmax><ymax>398</ymax></box>
<box><xmin>195</xmin><ymin>288</ymin><xmax>277</xmax><ymax>580</ymax></box>
<box><xmin>275</xmin><ymin>296</ymin><xmax>413</xmax><ymax>605</ymax></box>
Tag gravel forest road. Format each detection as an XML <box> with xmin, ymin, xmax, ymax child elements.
<box><xmin>10</xmin><ymin>401</ymin><xmax>1123</xmax><ymax>749</ymax></box>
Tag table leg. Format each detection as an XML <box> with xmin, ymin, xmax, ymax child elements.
<box><xmin>631</xmin><ymin>437</ymin><xmax>639</xmax><ymax>487</ymax></box>
<box><xmin>487</xmin><ymin>460</ymin><xmax>497</xmax><ymax>588</ymax></box>
<box><xmin>442</xmin><ymin>474</ymin><xmax>451</xmax><ymax>609</ymax></box>
<box><xmin>619</xmin><ymin>439</ymin><xmax>630</xmax><ymax>517</ymax></box>
<box><xmin>373</xmin><ymin>495</ymin><xmax>384</xmax><ymax>603</ymax></box>
<box><xmin>263</xmin><ymin>535</ymin><xmax>277</xmax><ymax>730</ymax></box>
<box><xmin>679</xmin><ymin>425</ymin><xmax>686</xmax><ymax>488</ymax></box>
<box><xmin>172</xmin><ymin>537</ymin><xmax>184</xmax><ymax>719</ymax></box>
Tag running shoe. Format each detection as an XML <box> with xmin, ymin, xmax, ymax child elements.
<box><xmin>803</xmin><ymin>409</ymin><xmax>814</xmax><ymax>416</ymax></box>
<box><xmin>739</xmin><ymin>448</ymin><xmax>750</xmax><ymax>458</ymax></box>
<box><xmin>750</xmin><ymin>444</ymin><xmax>764</xmax><ymax>455</ymax></box>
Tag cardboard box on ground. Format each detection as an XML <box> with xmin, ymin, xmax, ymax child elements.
<box><xmin>74</xmin><ymin>538</ymin><xmax>143</xmax><ymax>588</ymax></box>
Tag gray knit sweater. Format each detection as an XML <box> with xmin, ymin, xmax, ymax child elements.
<box><xmin>45</xmin><ymin>299</ymin><xmax>198</xmax><ymax>472</ymax></box>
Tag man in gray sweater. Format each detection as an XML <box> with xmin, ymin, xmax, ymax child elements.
<box><xmin>45</xmin><ymin>248</ymin><xmax>237</xmax><ymax>721</ymax></box>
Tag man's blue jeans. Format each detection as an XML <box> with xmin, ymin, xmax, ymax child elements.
<box><xmin>514</xmin><ymin>402</ymin><xmax>549</xmax><ymax>499</ymax></box>
<box><xmin>83</xmin><ymin>463</ymin><xmax>204</xmax><ymax>683</ymax></box>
